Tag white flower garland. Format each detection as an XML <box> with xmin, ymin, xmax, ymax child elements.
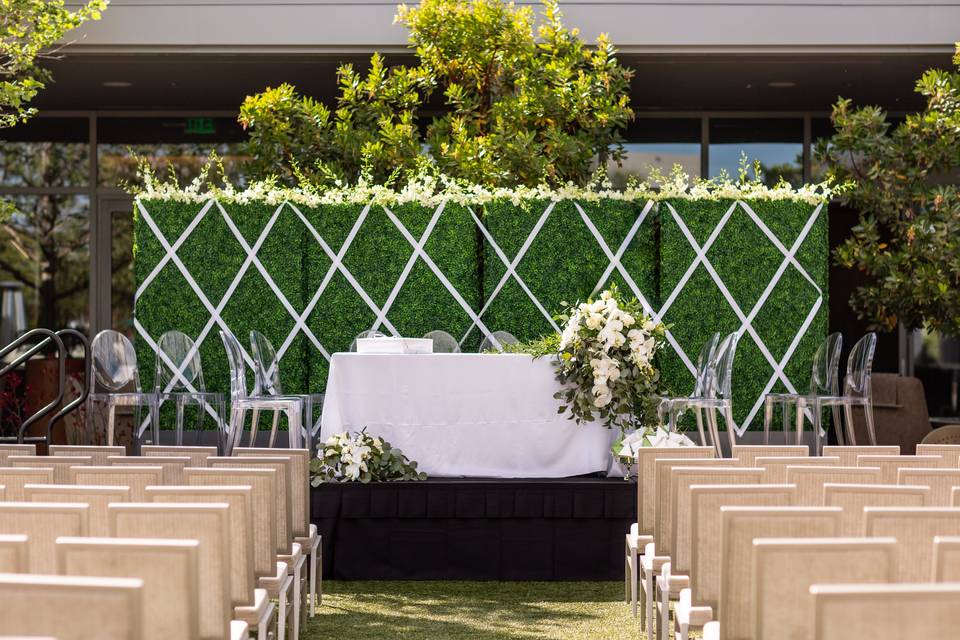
<box><xmin>133</xmin><ymin>163</ymin><xmax>835</xmax><ymax>208</ymax></box>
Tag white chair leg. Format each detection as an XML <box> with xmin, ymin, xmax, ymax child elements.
<box><xmin>310</xmin><ymin>540</ymin><xmax>319</xmax><ymax>616</ymax></box>
<box><xmin>644</xmin><ymin>570</ymin><xmax>655</xmax><ymax>639</ymax></box>
<box><xmin>292</xmin><ymin>561</ymin><xmax>301</xmax><ymax>640</ymax></box>
<box><xmin>763</xmin><ymin>396</ymin><xmax>773</xmax><ymax>445</ymax></box>
<box><xmin>660</xmin><ymin>576</ymin><xmax>670</xmax><ymax>640</ymax></box>
<box><xmin>624</xmin><ymin>540</ymin><xmax>630</xmax><ymax>604</ymax></box>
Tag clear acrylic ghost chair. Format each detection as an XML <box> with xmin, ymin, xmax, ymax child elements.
<box><xmin>479</xmin><ymin>331</ymin><xmax>519</xmax><ymax>352</ymax></box>
<box><xmin>796</xmin><ymin>332</ymin><xmax>878</xmax><ymax>454</ymax></box>
<box><xmin>657</xmin><ymin>332</ymin><xmax>720</xmax><ymax>448</ymax></box>
<box><xmin>154</xmin><ymin>330</ymin><xmax>226</xmax><ymax>448</ymax></box>
<box><xmin>763</xmin><ymin>332</ymin><xmax>843</xmax><ymax>446</ymax></box>
<box><xmin>250</xmin><ymin>330</ymin><xmax>323</xmax><ymax>451</ymax></box>
<box><xmin>220</xmin><ymin>330</ymin><xmax>303</xmax><ymax>454</ymax></box>
<box><xmin>88</xmin><ymin>329</ymin><xmax>160</xmax><ymax>450</ymax></box>
<box><xmin>423</xmin><ymin>330</ymin><xmax>460</xmax><ymax>353</ymax></box>
<box><xmin>691</xmin><ymin>331</ymin><xmax>741</xmax><ymax>457</ymax></box>
<box><xmin>348</xmin><ymin>330</ymin><xmax>386</xmax><ymax>352</ymax></box>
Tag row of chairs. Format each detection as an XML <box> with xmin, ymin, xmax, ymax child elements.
<box><xmin>89</xmin><ymin>329</ymin><xmax>321</xmax><ymax>456</ymax></box>
<box><xmin>624</xmin><ymin>443</ymin><xmax>960</xmax><ymax>640</ymax></box>
<box><xmin>660</xmin><ymin>332</ymin><xmax>878</xmax><ymax>457</ymax></box>
<box><xmin>0</xmin><ymin>443</ymin><xmax>321</xmax><ymax>640</ymax></box>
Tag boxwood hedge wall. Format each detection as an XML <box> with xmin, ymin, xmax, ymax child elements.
<box><xmin>658</xmin><ymin>198</ymin><xmax>828</xmax><ymax>430</ymax></box>
<box><xmin>134</xmin><ymin>196</ymin><xmax>827</xmax><ymax>432</ymax></box>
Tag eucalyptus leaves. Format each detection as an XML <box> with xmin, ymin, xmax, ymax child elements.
<box><xmin>553</xmin><ymin>285</ymin><xmax>667</xmax><ymax>433</ymax></box>
<box><xmin>310</xmin><ymin>429</ymin><xmax>427</xmax><ymax>485</ymax></box>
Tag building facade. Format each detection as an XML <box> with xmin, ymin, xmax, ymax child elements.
<box><xmin>1</xmin><ymin>0</ymin><xmax>958</xmax><ymax>415</ymax></box>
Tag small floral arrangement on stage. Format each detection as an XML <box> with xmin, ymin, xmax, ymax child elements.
<box><xmin>553</xmin><ymin>284</ymin><xmax>667</xmax><ymax>436</ymax></box>
<box><xmin>310</xmin><ymin>428</ymin><xmax>427</xmax><ymax>485</ymax></box>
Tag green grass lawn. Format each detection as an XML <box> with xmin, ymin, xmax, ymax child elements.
<box><xmin>302</xmin><ymin>581</ymin><xmax>641</xmax><ymax>639</ymax></box>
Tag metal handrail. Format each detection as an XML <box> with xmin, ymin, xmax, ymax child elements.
<box><xmin>0</xmin><ymin>328</ymin><xmax>66</xmax><ymax>444</ymax></box>
<box><xmin>47</xmin><ymin>329</ymin><xmax>90</xmax><ymax>441</ymax></box>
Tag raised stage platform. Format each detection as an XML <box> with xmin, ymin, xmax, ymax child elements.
<box><xmin>310</xmin><ymin>477</ymin><xmax>635</xmax><ymax>580</ymax></box>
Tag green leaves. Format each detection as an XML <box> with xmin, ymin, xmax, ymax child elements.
<box><xmin>241</xmin><ymin>0</ymin><xmax>633</xmax><ymax>189</ymax></box>
<box><xmin>818</xmin><ymin>44</ymin><xmax>960</xmax><ymax>336</ymax></box>
<box><xmin>1</xmin><ymin>0</ymin><xmax>108</xmax><ymax>128</ymax></box>
<box><xmin>311</xmin><ymin>429</ymin><xmax>429</xmax><ymax>483</ymax></box>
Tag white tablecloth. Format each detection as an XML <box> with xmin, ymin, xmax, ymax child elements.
<box><xmin>319</xmin><ymin>353</ymin><xmax>616</xmax><ymax>478</ymax></box>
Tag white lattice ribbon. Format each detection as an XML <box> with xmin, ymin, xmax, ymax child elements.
<box><xmin>661</xmin><ymin>200</ymin><xmax>824</xmax><ymax>433</ymax></box>
<box><xmin>380</xmin><ymin>204</ymin><xmax>496</xmax><ymax>345</ymax></box>
<box><xmin>574</xmin><ymin>201</ymin><xmax>697</xmax><ymax>378</ymax></box>
<box><xmin>466</xmin><ymin>203</ymin><xmax>560</xmax><ymax>346</ymax></box>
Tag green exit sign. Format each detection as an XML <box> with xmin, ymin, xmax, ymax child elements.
<box><xmin>185</xmin><ymin>117</ymin><xmax>215</xmax><ymax>135</ymax></box>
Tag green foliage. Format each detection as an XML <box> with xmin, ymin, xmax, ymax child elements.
<box><xmin>396</xmin><ymin>0</ymin><xmax>633</xmax><ymax>186</ymax></box>
<box><xmin>238</xmin><ymin>56</ymin><xmax>431</xmax><ymax>187</ymax></box>
<box><xmin>498</xmin><ymin>333</ymin><xmax>560</xmax><ymax>357</ymax></box>
<box><xmin>479</xmin><ymin>198</ymin><xmax>657</xmax><ymax>345</ymax></box>
<box><xmin>135</xmin><ymin>192</ymin><xmax>828</xmax><ymax>432</ymax></box>
<box><xmin>310</xmin><ymin>429</ymin><xmax>427</xmax><ymax>484</ymax></box>
<box><xmin>239</xmin><ymin>0</ymin><xmax>633</xmax><ymax>188</ymax></box>
<box><xmin>818</xmin><ymin>44</ymin><xmax>960</xmax><ymax>335</ymax></box>
<box><xmin>0</xmin><ymin>0</ymin><xmax>107</xmax><ymax>128</ymax></box>
<box><xmin>658</xmin><ymin>197</ymin><xmax>828</xmax><ymax>429</ymax></box>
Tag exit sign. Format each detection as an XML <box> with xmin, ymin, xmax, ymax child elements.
<box><xmin>185</xmin><ymin>117</ymin><xmax>215</xmax><ymax>135</ymax></box>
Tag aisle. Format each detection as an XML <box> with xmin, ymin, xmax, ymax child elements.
<box><xmin>303</xmin><ymin>581</ymin><xmax>639</xmax><ymax>639</ymax></box>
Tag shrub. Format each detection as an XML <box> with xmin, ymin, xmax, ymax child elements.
<box><xmin>819</xmin><ymin>44</ymin><xmax>960</xmax><ymax>336</ymax></box>
<box><xmin>239</xmin><ymin>0</ymin><xmax>633</xmax><ymax>188</ymax></box>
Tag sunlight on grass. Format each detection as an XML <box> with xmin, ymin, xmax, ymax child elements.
<box><xmin>303</xmin><ymin>581</ymin><xmax>642</xmax><ymax>639</ymax></box>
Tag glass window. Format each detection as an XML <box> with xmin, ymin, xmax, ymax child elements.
<box><xmin>97</xmin><ymin>116</ymin><xmax>249</xmax><ymax>188</ymax></box>
<box><xmin>0</xmin><ymin>118</ymin><xmax>89</xmax><ymax>187</ymax></box>
<box><xmin>0</xmin><ymin>195</ymin><xmax>90</xmax><ymax>331</ymax></box>
<box><xmin>608</xmin><ymin>118</ymin><xmax>701</xmax><ymax>189</ymax></box>
<box><xmin>709</xmin><ymin>118</ymin><xmax>803</xmax><ymax>186</ymax></box>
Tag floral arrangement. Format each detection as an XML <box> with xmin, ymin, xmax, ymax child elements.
<box><xmin>310</xmin><ymin>429</ymin><xmax>427</xmax><ymax>485</ymax></box>
<box><xmin>131</xmin><ymin>154</ymin><xmax>836</xmax><ymax>208</ymax></box>
<box><xmin>553</xmin><ymin>284</ymin><xmax>667</xmax><ymax>435</ymax></box>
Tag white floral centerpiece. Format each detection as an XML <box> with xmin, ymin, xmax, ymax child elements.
<box><xmin>310</xmin><ymin>429</ymin><xmax>427</xmax><ymax>485</ymax></box>
<box><xmin>553</xmin><ymin>284</ymin><xmax>667</xmax><ymax>446</ymax></box>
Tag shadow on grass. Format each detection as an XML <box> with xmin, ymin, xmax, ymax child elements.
<box><xmin>303</xmin><ymin>581</ymin><xmax>631</xmax><ymax>640</ymax></box>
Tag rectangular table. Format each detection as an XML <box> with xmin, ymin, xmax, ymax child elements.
<box><xmin>319</xmin><ymin>353</ymin><xmax>616</xmax><ymax>478</ymax></box>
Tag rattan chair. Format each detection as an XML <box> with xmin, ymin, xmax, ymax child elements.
<box><xmin>822</xmin><ymin>444</ymin><xmax>899</xmax><ymax>467</ymax></box>
<box><xmin>0</xmin><ymin>534</ymin><xmax>28</xmax><ymax>572</ymax></box>
<box><xmin>0</xmin><ymin>444</ymin><xmax>36</xmax><ymax>465</ymax></box>
<box><xmin>24</xmin><ymin>484</ymin><xmax>130</xmax><ymax>537</ymax></box>
<box><xmin>730</xmin><ymin>445</ymin><xmax>808</xmax><ymax>467</ymax></box>
<box><xmin>0</xmin><ymin>502</ymin><xmax>89</xmax><ymax>572</ymax></box>
<box><xmin>68</xmin><ymin>466</ymin><xmax>163</xmax><ymax>501</ymax></box>
<box><xmin>8</xmin><ymin>455</ymin><xmax>91</xmax><ymax>484</ymax></box>
<box><xmin>917</xmin><ymin>442</ymin><xmax>960</xmax><ymax>465</ymax></box>
<box><xmin>897</xmin><ymin>467</ymin><xmax>960</xmax><ymax>505</ymax></box>
<box><xmin>755</xmin><ymin>456</ymin><xmax>840</xmax><ymax>483</ymax></box>
<box><xmin>141</xmin><ymin>445</ymin><xmax>215</xmax><ymax>467</ymax></box>
<box><xmin>57</xmin><ymin>536</ymin><xmax>200</xmax><ymax>640</ymax></box>
<box><xmin>0</xmin><ymin>573</ymin><xmax>144</xmax><ymax>640</ymax></box>
<box><xmin>823</xmin><ymin>483</ymin><xmax>929</xmax><ymax>535</ymax></box>
<box><xmin>856</xmin><ymin>454</ymin><xmax>944</xmax><ymax>483</ymax></box>
<box><xmin>0</xmin><ymin>468</ymin><xmax>53</xmax><ymax>500</ymax></box>
<box><xmin>785</xmin><ymin>466</ymin><xmax>882</xmax><ymax>506</ymax></box>
<box><xmin>108</xmin><ymin>455</ymin><xmax>189</xmax><ymax>484</ymax></box>
<box><xmin>864</xmin><ymin>506</ymin><xmax>960</xmax><ymax>581</ymax></box>
<box><xmin>49</xmin><ymin>445</ymin><xmax>124</xmax><ymax>465</ymax></box>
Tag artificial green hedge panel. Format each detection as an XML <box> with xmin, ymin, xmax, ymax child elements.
<box><xmin>301</xmin><ymin>202</ymin><xmax>481</xmax><ymax>393</ymax></box>
<box><xmin>479</xmin><ymin>199</ymin><xmax>658</xmax><ymax>343</ymax></box>
<box><xmin>135</xmin><ymin>196</ymin><xmax>827</xmax><ymax>432</ymax></box>
<box><xmin>658</xmin><ymin>198</ymin><xmax>828</xmax><ymax>431</ymax></box>
<box><xmin>134</xmin><ymin>200</ymin><xmax>307</xmax><ymax>402</ymax></box>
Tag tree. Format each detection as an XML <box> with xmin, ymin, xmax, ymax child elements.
<box><xmin>1</xmin><ymin>0</ymin><xmax>108</xmax><ymax>128</ymax></box>
<box><xmin>240</xmin><ymin>0</ymin><xmax>634</xmax><ymax>188</ymax></box>
<box><xmin>239</xmin><ymin>55</ymin><xmax>430</xmax><ymax>186</ymax></box>
<box><xmin>818</xmin><ymin>43</ymin><xmax>960</xmax><ymax>336</ymax></box>
<box><xmin>0</xmin><ymin>141</ymin><xmax>95</xmax><ymax>329</ymax></box>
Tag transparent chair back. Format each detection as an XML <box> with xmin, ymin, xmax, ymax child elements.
<box><xmin>349</xmin><ymin>330</ymin><xmax>386</xmax><ymax>352</ymax></box>
<box><xmin>250</xmin><ymin>330</ymin><xmax>283</xmax><ymax>395</ymax></box>
<box><xmin>220</xmin><ymin>329</ymin><xmax>303</xmax><ymax>451</ymax></box>
<box><xmin>709</xmin><ymin>331</ymin><xmax>740</xmax><ymax>401</ymax></box>
<box><xmin>424</xmin><ymin>330</ymin><xmax>460</xmax><ymax>353</ymax></box>
<box><xmin>845</xmin><ymin>332</ymin><xmax>877</xmax><ymax>400</ymax></box>
<box><xmin>693</xmin><ymin>332</ymin><xmax>721</xmax><ymax>397</ymax></box>
<box><xmin>479</xmin><ymin>331</ymin><xmax>519</xmax><ymax>353</ymax></box>
<box><xmin>810</xmin><ymin>332</ymin><xmax>843</xmax><ymax>396</ymax></box>
<box><xmin>219</xmin><ymin>329</ymin><xmax>249</xmax><ymax>401</ymax></box>
<box><xmin>155</xmin><ymin>330</ymin><xmax>205</xmax><ymax>394</ymax></box>
<box><xmin>88</xmin><ymin>330</ymin><xmax>158</xmax><ymax>448</ymax></box>
<box><xmin>91</xmin><ymin>330</ymin><xmax>140</xmax><ymax>392</ymax></box>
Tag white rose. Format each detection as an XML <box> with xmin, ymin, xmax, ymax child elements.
<box><xmin>600</xmin><ymin>290</ymin><xmax>612</xmax><ymax>301</ymax></box>
<box><xmin>585</xmin><ymin>313</ymin><xmax>605</xmax><ymax>330</ymax></box>
<box><xmin>621</xmin><ymin>313</ymin><xmax>635</xmax><ymax>327</ymax></box>
<box><xmin>643</xmin><ymin>319</ymin><xmax>657</xmax><ymax>333</ymax></box>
